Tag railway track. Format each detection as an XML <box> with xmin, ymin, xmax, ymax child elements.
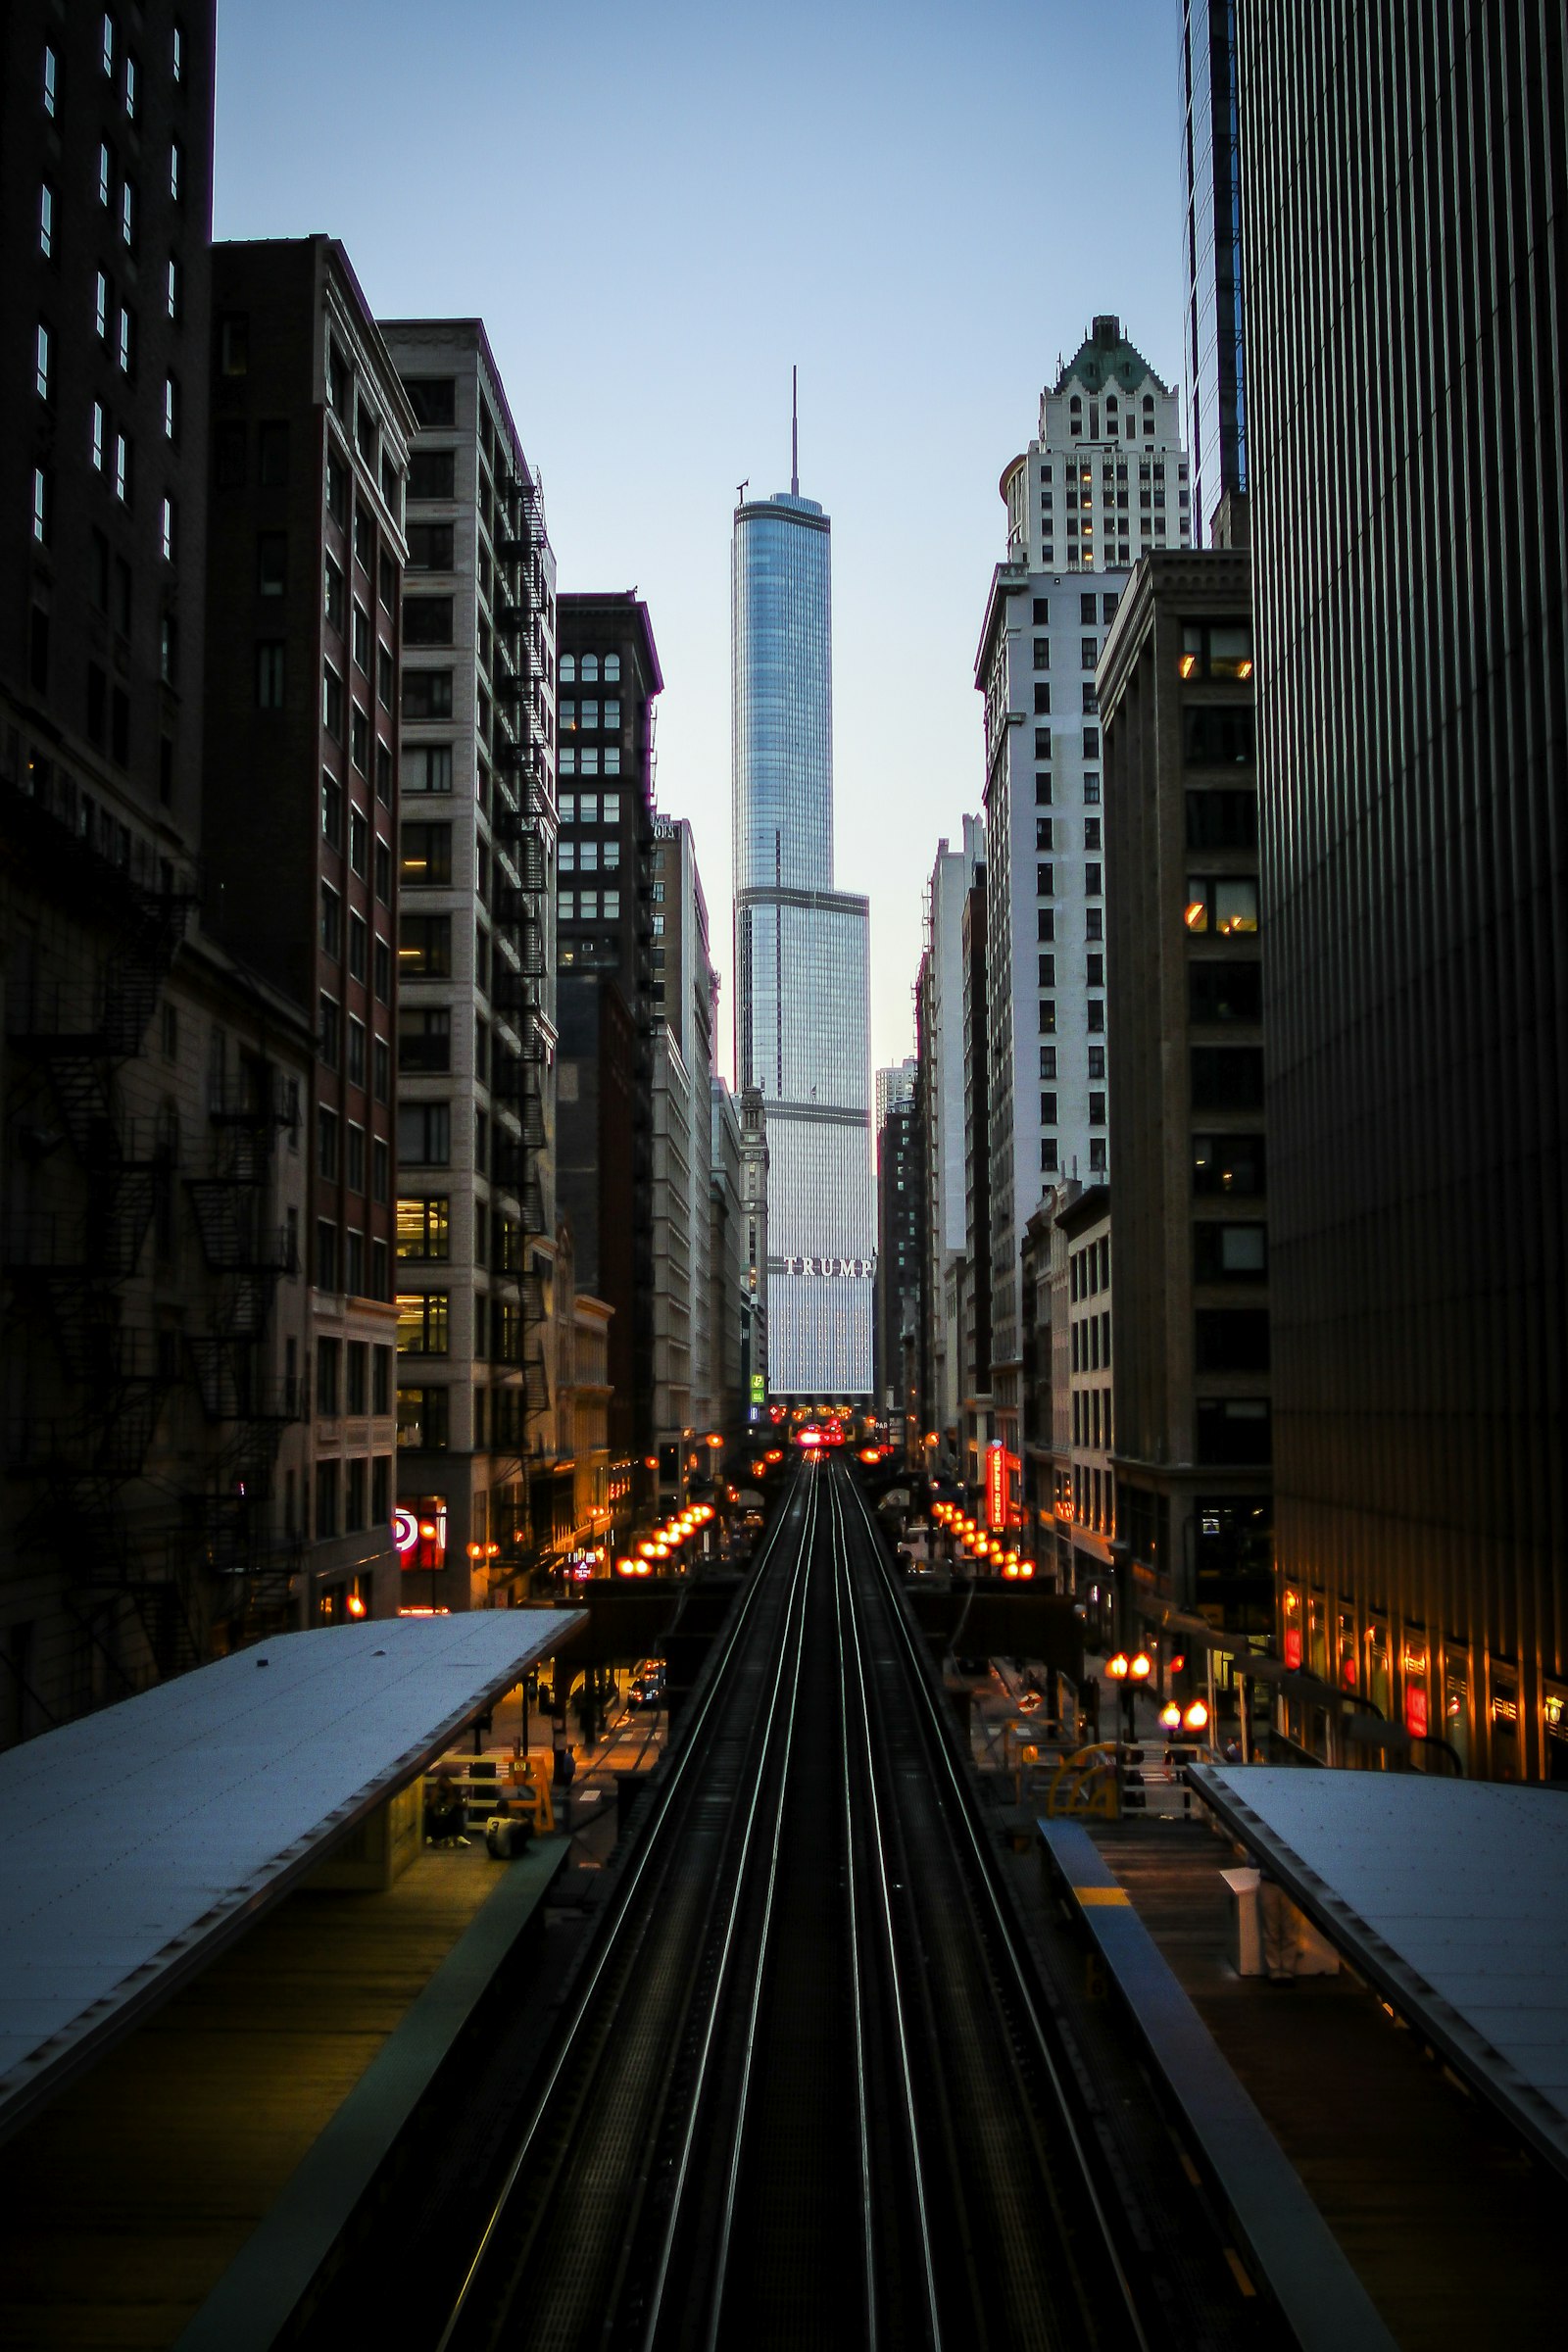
<box><xmin>437</xmin><ymin>1458</ymin><xmax>1151</xmax><ymax>2352</ymax></box>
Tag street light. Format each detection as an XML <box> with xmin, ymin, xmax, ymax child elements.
<box><xmin>1184</xmin><ymin>1698</ymin><xmax>1210</xmax><ymax>1735</ymax></box>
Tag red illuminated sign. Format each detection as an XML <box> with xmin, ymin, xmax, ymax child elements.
<box><xmin>985</xmin><ymin>1441</ymin><xmax>1006</xmax><ymax>1530</ymax></box>
<box><xmin>1404</xmin><ymin>1685</ymin><xmax>1429</xmax><ymax>1740</ymax></box>
<box><xmin>1283</xmin><ymin>1626</ymin><xmax>1302</xmax><ymax>1671</ymax></box>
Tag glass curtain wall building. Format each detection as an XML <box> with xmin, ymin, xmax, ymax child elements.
<box><xmin>1182</xmin><ymin>0</ymin><xmax>1247</xmax><ymax>544</ymax></box>
<box><xmin>732</xmin><ymin>485</ymin><xmax>872</xmax><ymax>1399</ymax></box>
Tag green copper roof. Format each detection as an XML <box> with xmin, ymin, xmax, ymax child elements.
<box><xmin>1054</xmin><ymin>316</ymin><xmax>1171</xmax><ymax>398</ymax></box>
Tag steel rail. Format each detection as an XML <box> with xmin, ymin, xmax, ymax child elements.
<box><xmin>641</xmin><ymin>1467</ymin><xmax>821</xmax><ymax>2352</ymax></box>
<box><xmin>837</xmin><ymin>1463</ymin><xmax>1153</xmax><ymax>2352</ymax></box>
<box><xmin>433</xmin><ymin>1478</ymin><xmax>814</xmax><ymax>2352</ymax></box>
<box><xmin>826</xmin><ymin>1464</ymin><xmax>945</xmax><ymax>2352</ymax></box>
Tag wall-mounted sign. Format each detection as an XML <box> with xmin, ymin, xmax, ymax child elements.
<box><xmin>986</xmin><ymin>1440</ymin><xmax>1006</xmax><ymax>1531</ymax></box>
<box><xmin>750</xmin><ymin>1373</ymin><xmax>766</xmax><ymax>1401</ymax></box>
<box><xmin>780</xmin><ymin>1255</ymin><xmax>874</xmax><ymax>1279</ymax></box>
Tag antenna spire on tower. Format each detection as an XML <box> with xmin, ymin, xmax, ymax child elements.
<box><xmin>791</xmin><ymin>365</ymin><xmax>799</xmax><ymax>496</ymax></box>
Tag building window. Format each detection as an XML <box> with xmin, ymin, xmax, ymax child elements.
<box><xmin>319</xmin><ymin>882</ymin><xmax>341</xmax><ymax>956</ymax></box>
<box><xmin>405</xmin><ymin>596</ymin><xmax>454</xmax><ymax>646</ymax></box>
<box><xmin>315</xmin><ymin>1459</ymin><xmax>340</xmax><ymax>1540</ymax></box>
<box><xmin>164</xmin><ymin>372</ymin><xmax>179</xmax><ymax>441</ymax></box>
<box><xmin>351</xmin><ymin>702</ymin><xmax>369</xmax><ymax>773</ymax></box>
<box><xmin>403</xmin><ymin>669</ymin><xmax>454</xmax><ymax>721</ymax></box>
<box><xmin>257</xmin><ymin>643</ymin><xmax>285</xmax><ymax>708</ymax></box>
<box><xmin>404</xmin><ymin>743</ymin><xmax>454</xmax><ymax>795</ymax></box>
<box><xmin>114</xmin><ymin>431</ymin><xmax>131</xmax><ymax>504</ymax></box>
<box><xmin>408</xmin><ymin>449</ymin><xmax>457</xmax><ymax>500</ymax></box>
<box><xmin>1196</xmin><ymin>1398</ymin><xmax>1271</xmax><ymax>1466</ymax></box>
<box><xmin>1085</xmin><ymin>861</ymin><xmax>1102</xmax><ymax>896</ymax></box>
<box><xmin>316</xmin><ymin>1219</ymin><xmax>338</xmax><ymax>1291</ymax></box>
<box><xmin>166</xmin><ymin>257</ymin><xmax>181</xmax><ymax>321</ymax></box>
<box><xmin>1183</xmin><ymin>707</ymin><xmax>1255</xmax><ymax>765</ymax></box>
<box><xmin>397</xmin><ymin>1388</ymin><xmax>448</xmax><ymax>1450</ymax></box>
<box><xmin>401</xmin><ymin>822</ymin><xmax>453</xmax><ymax>886</ymax></box>
<box><xmin>43</xmin><ymin>43</ymin><xmax>58</xmax><ymax>114</ymax></box>
<box><xmin>39</xmin><ymin>181</ymin><xmax>57</xmax><ymax>260</ymax></box>
<box><xmin>397</xmin><ymin>1292</ymin><xmax>450</xmax><ymax>1354</ymax></box>
<box><xmin>1191</xmin><ymin>1045</ymin><xmax>1265</xmax><ymax>1111</ymax></box>
<box><xmin>398</xmin><ymin>1005</ymin><xmax>451</xmax><ymax>1071</ymax></box>
<box><xmin>1040</xmin><ymin>1047</ymin><xmax>1056</xmax><ymax>1079</ymax></box>
<box><xmin>1193</xmin><ymin>1134</ymin><xmax>1265</xmax><ymax>1196</ymax></box>
<box><xmin>96</xmin><ymin>271</ymin><xmax>111</xmax><ymax>341</ymax></box>
<box><xmin>1087</xmin><ymin>1046</ymin><xmax>1105</xmax><ymax>1080</ymax></box>
<box><xmin>1194</xmin><ymin>1222</ymin><xmax>1268</xmax><ymax>1280</ymax></box>
<box><xmin>160</xmin><ymin>497</ymin><xmax>175</xmax><ymax>563</ymax></box>
<box><xmin>318</xmin><ymin>993</ymin><xmax>340</xmax><ymax>1067</ymax></box>
<box><xmin>397</xmin><ymin>1102</ymin><xmax>451</xmax><ymax>1166</ymax></box>
<box><xmin>1185</xmin><ymin>875</ymin><xmax>1259</xmax><ymax>936</ymax></box>
<box><xmin>346</xmin><ymin>1016</ymin><xmax>366</xmax><ymax>1087</ymax></box>
<box><xmin>397</xmin><ymin>1198</ymin><xmax>451</xmax><ymax>1260</ymax></box>
<box><xmin>1190</xmin><ymin>961</ymin><xmax>1263</xmax><ymax>1023</ymax></box>
<box><xmin>1087</xmin><ymin>1000</ymin><xmax>1104</xmax><ymax>1032</ymax></box>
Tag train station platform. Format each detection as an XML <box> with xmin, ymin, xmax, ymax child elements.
<box><xmin>1042</xmin><ymin>1792</ymin><xmax>1563</xmax><ymax>2348</ymax></box>
<box><xmin>0</xmin><ymin>1612</ymin><xmax>586</xmax><ymax>2347</ymax></box>
<box><xmin>1190</xmin><ymin>1764</ymin><xmax>1568</xmax><ymax>2179</ymax></box>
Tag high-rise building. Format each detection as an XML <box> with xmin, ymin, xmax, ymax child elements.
<box><xmin>915</xmin><ymin>820</ymin><xmax>985</xmax><ymax>1468</ymax></box>
<box><xmin>873</xmin><ymin>1058</ymin><xmax>917</xmax><ymax>1421</ymax></box>
<box><xmin>376</xmin><ymin>318</ymin><xmax>559</xmax><ymax>1606</ymax></box>
<box><xmin>1182</xmin><ymin>0</ymin><xmax>1246</xmax><ymax>543</ymax></box>
<box><xmin>1</xmin><ymin>6</ymin><xmax>328</xmax><ymax>1716</ymax></box>
<box><xmin>981</xmin><ymin>319</ymin><xmax>1190</xmax><ymax>1512</ymax></box>
<box><xmin>651</xmin><ymin>814</ymin><xmax>715</xmax><ymax>1481</ymax></box>
<box><xmin>1099</xmin><ymin>532</ymin><xmax>1271</xmax><ymax>1654</ymax></box>
<box><xmin>554</xmin><ymin>592</ymin><xmax>661</xmax><ymax>1514</ymax></box>
<box><xmin>203</xmin><ymin>238</ymin><xmax>413</xmax><ymax>1625</ymax></box>
<box><xmin>731</xmin><ymin>439</ymin><xmax>872</xmax><ymax>1401</ymax></box>
<box><xmin>1238</xmin><ymin>6</ymin><xmax>1568</xmax><ymax>1781</ymax></box>
<box><xmin>960</xmin><ymin>867</ymin><xmax>992</xmax><ymax>1490</ymax></box>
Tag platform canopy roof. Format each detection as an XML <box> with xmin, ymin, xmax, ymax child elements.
<box><xmin>1192</xmin><ymin>1765</ymin><xmax>1568</xmax><ymax>2178</ymax></box>
<box><xmin>0</xmin><ymin>1611</ymin><xmax>582</xmax><ymax>2141</ymax></box>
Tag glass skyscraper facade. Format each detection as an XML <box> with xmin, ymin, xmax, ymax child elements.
<box><xmin>1182</xmin><ymin>0</ymin><xmax>1247</xmax><ymax>544</ymax></box>
<box><xmin>732</xmin><ymin>490</ymin><xmax>872</xmax><ymax>1399</ymax></box>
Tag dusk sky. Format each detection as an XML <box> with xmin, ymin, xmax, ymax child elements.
<box><xmin>215</xmin><ymin>0</ymin><xmax>1186</xmax><ymax>1076</ymax></box>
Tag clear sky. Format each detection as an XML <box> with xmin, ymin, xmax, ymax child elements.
<box><xmin>214</xmin><ymin>0</ymin><xmax>1187</xmax><ymax>1078</ymax></box>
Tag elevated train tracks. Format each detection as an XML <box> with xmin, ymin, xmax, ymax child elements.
<box><xmin>434</xmin><ymin>1458</ymin><xmax>1151</xmax><ymax>2352</ymax></box>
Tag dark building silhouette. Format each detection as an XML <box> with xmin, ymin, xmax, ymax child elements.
<box><xmin>960</xmin><ymin>868</ymin><xmax>992</xmax><ymax>1489</ymax></box>
<box><xmin>1</xmin><ymin>10</ymin><xmax>335</xmax><ymax>1727</ymax></box>
<box><xmin>1100</xmin><ymin>531</ymin><xmax>1272</xmax><ymax>1666</ymax></box>
<box><xmin>554</xmin><ymin>593</ymin><xmax>661</xmax><ymax>1494</ymax></box>
<box><xmin>1182</xmin><ymin>0</ymin><xmax>1247</xmax><ymax>541</ymax></box>
<box><xmin>202</xmin><ymin>237</ymin><xmax>413</xmax><ymax>1618</ymax></box>
<box><xmin>1239</xmin><ymin>3</ymin><xmax>1568</xmax><ymax>1777</ymax></box>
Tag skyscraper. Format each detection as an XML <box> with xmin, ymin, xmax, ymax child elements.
<box><xmin>981</xmin><ymin>319</ymin><xmax>1190</xmax><ymax>1506</ymax></box>
<box><xmin>1238</xmin><ymin>4</ymin><xmax>1568</xmax><ymax>1779</ymax></box>
<box><xmin>1182</xmin><ymin>0</ymin><xmax>1247</xmax><ymax>543</ymax></box>
<box><xmin>731</xmin><ymin>411</ymin><xmax>872</xmax><ymax>1400</ymax></box>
